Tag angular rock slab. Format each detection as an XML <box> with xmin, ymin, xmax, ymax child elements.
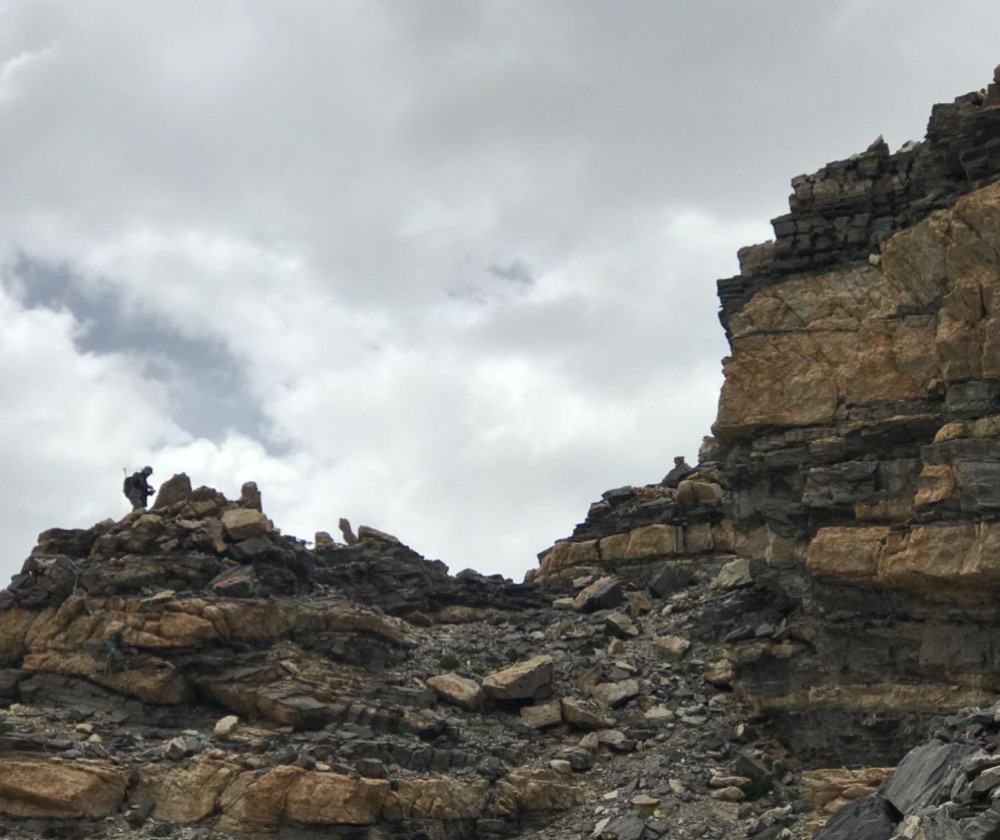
<box><xmin>482</xmin><ymin>655</ymin><xmax>554</xmax><ymax>701</ymax></box>
<box><xmin>605</xmin><ymin>611</ymin><xmax>640</xmax><ymax>639</ymax></box>
<box><xmin>813</xmin><ymin>794</ymin><xmax>900</xmax><ymax>840</ymax></box>
<box><xmin>0</xmin><ymin>754</ymin><xmax>128</xmax><ymax>818</ymax></box>
<box><xmin>561</xmin><ymin>697</ymin><xmax>613</xmax><ymax>730</ymax></box>
<box><xmin>590</xmin><ymin>678</ymin><xmax>640</xmax><ymax>709</ymax></box>
<box><xmin>520</xmin><ymin>699</ymin><xmax>562</xmax><ymax>729</ymax></box>
<box><xmin>221</xmin><ymin>508</ymin><xmax>273</xmax><ymax>542</ymax></box>
<box><xmin>884</xmin><ymin>740</ymin><xmax>977</xmax><ymax>814</ymax></box>
<box><xmin>426</xmin><ymin>673</ymin><xmax>484</xmax><ymax>711</ymax></box>
<box><xmin>573</xmin><ymin>576</ymin><xmax>623</xmax><ymax>613</ymax></box>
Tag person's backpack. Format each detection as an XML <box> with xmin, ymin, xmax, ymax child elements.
<box><xmin>122</xmin><ymin>473</ymin><xmax>136</xmax><ymax>498</ymax></box>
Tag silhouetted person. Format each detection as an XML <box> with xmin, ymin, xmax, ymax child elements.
<box><xmin>662</xmin><ymin>456</ymin><xmax>694</xmax><ymax>488</ymax></box>
<box><xmin>124</xmin><ymin>466</ymin><xmax>155</xmax><ymax>510</ymax></box>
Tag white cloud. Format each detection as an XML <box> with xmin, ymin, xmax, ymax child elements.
<box><xmin>0</xmin><ymin>2</ymin><xmax>999</xmax><ymax>584</ymax></box>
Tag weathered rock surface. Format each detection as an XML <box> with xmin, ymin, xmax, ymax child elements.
<box><xmin>0</xmin><ymin>477</ymin><xmax>834</xmax><ymax>840</ymax></box>
<box><xmin>702</xmin><ymin>67</ymin><xmax>1000</xmax><ymax>766</ymax></box>
<box><xmin>11</xmin><ymin>65</ymin><xmax>1000</xmax><ymax>840</ymax></box>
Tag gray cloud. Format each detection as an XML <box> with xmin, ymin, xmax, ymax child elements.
<box><xmin>0</xmin><ymin>1</ymin><xmax>998</xmax><ymax>584</ymax></box>
<box><xmin>6</xmin><ymin>256</ymin><xmax>278</xmax><ymax>448</ymax></box>
<box><xmin>488</xmin><ymin>260</ymin><xmax>534</xmax><ymax>285</ymax></box>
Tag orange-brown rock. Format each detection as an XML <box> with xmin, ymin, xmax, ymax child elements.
<box><xmin>800</xmin><ymin>767</ymin><xmax>895</xmax><ymax>814</ymax></box>
<box><xmin>482</xmin><ymin>655</ymin><xmax>554</xmax><ymax>701</ymax></box>
<box><xmin>134</xmin><ymin>755</ymin><xmax>242</xmax><ymax>822</ymax></box>
<box><xmin>0</xmin><ymin>754</ymin><xmax>128</xmax><ymax>818</ymax></box>
<box><xmin>383</xmin><ymin>778</ymin><xmax>490</xmax><ymax>821</ymax></box>
<box><xmin>218</xmin><ymin>767</ymin><xmax>390</xmax><ymax>832</ymax></box>
<box><xmin>491</xmin><ymin>768</ymin><xmax>585</xmax><ymax>815</ymax></box>
<box><xmin>425</xmin><ymin>672</ymin><xmax>485</xmax><ymax>711</ymax></box>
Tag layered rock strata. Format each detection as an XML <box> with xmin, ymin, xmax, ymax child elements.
<box><xmin>713</xmin><ymin>68</ymin><xmax>1000</xmax><ymax>765</ymax></box>
<box><xmin>0</xmin><ymin>479</ymin><xmax>818</xmax><ymax>839</ymax></box>
<box><xmin>532</xmin><ymin>464</ymin><xmax>732</xmax><ymax>586</ymax></box>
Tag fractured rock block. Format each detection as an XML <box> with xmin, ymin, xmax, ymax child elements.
<box><xmin>676</xmin><ymin>479</ymin><xmax>725</xmax><ymax>506</ymax></box>
<box><xmin>884</xmin><ymin>740</ymin><xmax>977</xmax><ymax>815</ymax></box>
<box><xmin>520</xmin><ymin>700</ymin><xmax>562</xmax><ymax>729</ymax></box>
<box><xmin>560</xmin><ymin>697</ymin><xmax>613</xmax><ymax>730</ymax></box>
<box><xmin>648</xmin><ymin>561</ymin><xmax>695</xmax><ymax>598</ymax></box>
<box><xmin>426</xmin><ymin>673</ymin><xmax>485</xmax><ymax>711</ymax></box>
<box><xmin>151</xmin><ymin>473</ymin><xmax>193</xmax><ymax>511</ymax></box>
<box><xmin>221</xmin><ymin>508</ymin><xmax>272</xmax><ymax>542</ymax></box>
<box><xmin>0</xmin><ymin>754</ymin><xmax>128</xmax><ymax>818</ymax></box>
<box><xmin>573</xmin><ymin>576</ymin><xmax>623</xmax><ymax>613</ymax></box>
<box><xmin>710</xmin><ymin>558</ymin><xmax>753</xmax><ymax>590</ymax></box>
<box><xmin>482</xmin><ymin>655</ymin><xmax>554</xmax><ymax>701</ymax></box>
<box><xmin>812</xmin><ymin>793</ymin><xmax>900</xmax><ymax>840</ymax></box>
<box><xmin>654</xmin><ymin>634</ymin><xmax>691</xmax><ymax>662</ymax></box>
<box><xmin>605</xmin><ymin>611</ymin><xmax>640</xmax><ymax>639</ymax></box>
<box><xmin>590</xmin><ymin>678</ymin><xmax>640</xmax><ymax>709</ymax></box>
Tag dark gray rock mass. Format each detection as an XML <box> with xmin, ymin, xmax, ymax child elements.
<box><xmin>812</xmin><ymin>794</ymin><xmax>900</xmax><ymax>840</ymax></box>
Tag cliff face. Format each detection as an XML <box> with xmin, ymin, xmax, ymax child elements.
<box><xmin>530</xmin><ymin>67</ymin><xmax>1000</xmax><ymax>772</ymax></box>
<box><xmin>714</xmin><ymin>67</ymin><xmax>1000</xmax><ymax>764</ymax></box>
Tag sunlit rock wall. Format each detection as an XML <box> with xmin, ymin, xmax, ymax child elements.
<box><xmin>714</xmin><ymin>68</ymin><xmax>1000</xmax><ymax>764</ymax></box>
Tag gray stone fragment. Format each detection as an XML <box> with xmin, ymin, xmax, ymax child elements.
<box><xmin>476</xmin><ymin>756</ymin><xmax>508</xmax><ymax>780</ymax></box>
<box><xmin>813</xmin><ymin>794</ymin><xmax>900</xmax><ymax>840</ymax></box>
<box><xmin>228</xmin><ymin>536</ymin><xmax>272</xmax><ymax>561</ymax></box>
<box><xmin>961</xmin><ymin>807</ymin><xmax>1000</xmax><ymax>840</ymax></box>
<box><xmin>574</xmin><ymin>576</ymin><xmax>624</xmax><ymax>613</ymax></box>
<box><xmin>555</xmin><ymin>747</ymin><xmax>591</xmax><ymax>772</ymax></box>
<box><xmin>885</xmin><ymin>741</ymin><xmax>977</xmax><ymax>814</ymax></box>
<box><xmin>647</xmin><ymin>562</ymin><xmax>694</xmax><ymax>598</ymax></box>
<box><xmin>912</xmin><ymin>812</ymin><xmax>964</xmax><ymax>840</ymax></box>
<box><xmin>802</xmin><ymin>461</ymin><xmax>878</xmax><ymax>509</ymax></box>
<box><xmin>734</xmin><ymin>751</ymin><xmax>775</xmax><ymax>799</ymax></box>
<box><xmin>601</xmin><ymin>813</ymin><xmax>647</xmax><ymax>840</ymax></box>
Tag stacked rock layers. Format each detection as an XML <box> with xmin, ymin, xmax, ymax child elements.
<box><xmin>714</xmin><ymin>68</ymin><xmax>1000</xmax><ymax>764</ymax></box>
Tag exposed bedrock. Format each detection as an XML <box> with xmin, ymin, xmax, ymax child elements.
<box><xmin>713</xmin><ymin>69</ymin><xmax>1000</xmax><ymax>766</ymax></box>
<box><xmin>536</xmin><ymin>69</ymin><xmax>1000</xmax><ymax>769</ymax></box>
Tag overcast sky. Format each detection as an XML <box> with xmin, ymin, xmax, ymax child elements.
<box><xmin>0</xmin><ymin>2</ymin><xmax>997</xmax><ymax>584</ymax></box>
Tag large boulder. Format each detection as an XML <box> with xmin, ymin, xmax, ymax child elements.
<box><xmin>426</xmin><ymin>673</ymin><xmax>484</xmax><ymax>711</ymax></box>
<box><xmin>884</xmin><ymin>741</ymin><xmax>978</xmax><ymax>814</ymax></box>
<box><xmin>482</xmin><ymin>655</ymin><xmax>554</xmax><ymax>701</ymax></box>
<box><xmin>0</xmin><ymin>755</ymin><xmax>128</xmax><ymax>818</ymax></box>
<box><xmin>151</xmin><ymin>473</ymin><xmax>193</xmax><ymax>510</ymax></box>
<box><xmin>572</xmin><ymin>576</ymin><xmax>623</xmax><ymax>613</ymax></box>
<box><xmin>221</xmin><ymin>508</ymin><xmax>273</xmax><ymax>542</ymax></box>
<box><xmin>813</xmin><ymin>794</ymin><xmax>900</xmax><ymax>840</ymax></box>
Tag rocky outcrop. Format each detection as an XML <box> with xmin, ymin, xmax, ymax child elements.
<box><xmin>709</xmin><ymin>66</ymin><xmax>1000</xmax><ymax>767</ymax></box>
<box><xmin>532</xmin><ymin>461</ymin><xmax>734</xmax><ymax>587</ymax></box>
<box><xmin>814</xmin><ymin>701</ymin><xmax>1000</xmax><ymax>840</ymax></box>
<box><xmin>0</xmin><ymin>478</ymin><xmax>819</xmax><ymax>840</ymax></box>
<box><xmin>525</xmin><ymin>65</ymin><xmax>1000</xmax><ymax>791</ymax></box>
<box><xmin>13</xmin><ymin>66</ymin><xmax>1000</xmax><ymax>840</ymax></box>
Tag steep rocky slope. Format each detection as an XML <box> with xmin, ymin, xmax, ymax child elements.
<box><xmin>0</xmin><ymin>476</ymin><xmax>824</xmax><ymax>839</ymax></box>
<box><xmin>534</xmin><ymin>63</ymin><xmax>1000</xmax><ymax>822</ymax></box>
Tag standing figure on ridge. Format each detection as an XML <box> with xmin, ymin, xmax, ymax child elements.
<box><xmin>123</xmin><ymin>466</ymin><xmax>155</xmax><ymax>510</ymax></box>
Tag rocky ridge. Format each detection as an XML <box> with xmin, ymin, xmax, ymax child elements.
<box><xmin>0</xmin><ymin>474</ymin><xmax>823</xmax><ymax>840</ymax></box>
<box><xmin>9</xmin><ymin>65</ymin><xmax>1000</xmax><ymax>840</ymax></box>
